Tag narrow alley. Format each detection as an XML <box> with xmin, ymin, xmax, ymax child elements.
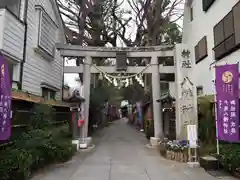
<box><xmin>32</xmin><ymin>121</ymin><xmax>235</xmax><ymax>180</ymax></box>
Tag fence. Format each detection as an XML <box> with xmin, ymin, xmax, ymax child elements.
<box><xmin>11</xmin><ymin>109</ymin><xmax>71</xmax><ymax>125</ymax></box>
<box><xmin>1</xmin><ymin>101</ymin><xmax>120</xmax><ymax>146</ymax></box>
<box><xmin>0</xmin><ymin>108</ymin><xmax>72</xmax><ymax>147</ymax></box>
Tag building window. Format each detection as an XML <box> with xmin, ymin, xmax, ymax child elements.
<box><xmin>42</xmin><ymin>88</ymin><xmax>49</xmax><ymax>100</ymax></box>
<box><xmin>42</xmin><ymin>88</ymin><xmax>56</xmax><ymax>100</ymax></box>
<box><xmin>202</xmin><ymin>0</ymin><xmax>216</xmax><ymax>12</ymax></box>
<box><xmin>213</xmin><ymin>5</ymin><xmax>240</xmax><ymax>60</ymax></box>
<box><xmin>49</xmin><ymin>90</ymin><xmax>56</xmax><ymax>100</ymax></box>
<box><xmin>190</xmin><ymin>7</ymin><xmax>193</xmax><ymax>21</ymax></box>
<box><xmin>197</xmin><ymin>86</ymin><xmax>203</xmax><ymax>96</ymax></box>
<box><xmin>37</xmin><ymin>7</ymin><xmax>57</xmax><ymax>57</ymax></box>
<box><xmin>195</xmin><ymin>36</ymin><xmax>208</xmax><ymax>64</ymax></box>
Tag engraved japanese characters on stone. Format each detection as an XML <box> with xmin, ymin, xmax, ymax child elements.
<box><xmin>181</xmin><ymin>49</ymin><xmax>191</xmax><ymax>68</ymax></box>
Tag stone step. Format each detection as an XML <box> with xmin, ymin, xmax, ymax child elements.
<box><xmin>200</xmin><ymin>156</ymin><xmax>220</xmax><ymax>171</ymax></box>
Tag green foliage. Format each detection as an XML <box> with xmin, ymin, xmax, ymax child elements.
<box><xmin>29</xmin><ymin>104</ymin><xmax>56</xmax><ymax>129</ymax></box>
<box><xmin>0</xmin><ymin>104</ymin><xmax>74</xmax><ymax>180</ymax></box>
<box><xmin>198</xmin><ymin>96</ymin><xmax>240</xmax><ymax>175</ymax></box>
<box><xmin>218</xmin><ymin>144</ymin><xmax>240</xmax><ymax>174</ymax></box>
<box><xmin>198</xmin><ymin>97</ymin><xmax>216</xmax><ymax>144</ymax></box>
<box><xmin>163</xmin><ymin>23</ymin><xmax>182</xmax><ymax>45</ymax></box>
<box><xmin>0</xmin><ymin>125</ymin><xmax>75</xmax><ymax>180</ymax></box>
<box><xmin>120</xmin><ymin>81</ymin><xmax>144</xmax><ymax>103</ymax></box>
<box><xmin>90</xmin><ymin>86</ymin><xmax>109</xmax><ymax>108</ymax></box>
<box><xmin>143</xmin><ymin>111</ymin><xmax>154</xmax><ymax>139</ymax></box>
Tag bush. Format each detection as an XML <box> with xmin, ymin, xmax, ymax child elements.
<box><xmin>144</xmin><ymin>119</ymin><xmax>154</xmax><ymax>139</ymax></box>
<box><xmin>218</xmin><ymin>144</ymin><xmax>240</xmax><ymax>174</ymax></box>
<box><xmin>29</xmin><ymin>104</ymin><xmax>56</xmax><ymax>129</ymax></box>
<box><xmin>198</xmin><ymin>96</ymin><xmax>216</xmax><ymax>144</ymax></box>
<box><xmin>0</xmin><ymin>125</ymin><xmax>76</xmax><ymax>180</ymax></box>
<box><xmin>198</xmin><ymin>96</ymin><xmax>240</xmax><ymax>176</ymax></box>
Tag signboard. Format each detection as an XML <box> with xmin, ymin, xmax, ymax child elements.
<box><xmin>187</xmin><ymin>125</ymin><xmax>197</xmax><ymax>148</ymax></box>
<box><xmin>215</xmin><ymin>64</ymin><xmax>239</xmax><ymax>142</ymax></box>
<box><xmin>0</xmin><ymin>55</ymin><xmax>12</xmax><ymax>140</ymax></box>
<box><xmin>187</xmin><ymin>125</ymin><xmax>197</xmax><ymax>140</ymax></box>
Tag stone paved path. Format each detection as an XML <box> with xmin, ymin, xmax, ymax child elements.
<box><xmin>32</xmin><ymin>120</ymin><xmax>236</xmax><ymax>180</ymax></box>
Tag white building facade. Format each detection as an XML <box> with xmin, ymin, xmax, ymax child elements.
<box><xmin>0</xmin><ymin>0</ymin><xmax>65</xmax><ymax>100</ymax></box>
<box><xmin>182</xmin><ymin>0</ymin><xmax>240</xmax><ymax>96</ymax></box>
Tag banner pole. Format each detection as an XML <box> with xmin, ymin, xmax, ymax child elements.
<box><xmin>213</xmin><ymin>79</ymin><xmax>220</xmax><ymax>155</ymax></box>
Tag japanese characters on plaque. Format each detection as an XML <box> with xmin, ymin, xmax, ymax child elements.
<box><xmin>0</xmin><ymin>56</ymin><xmax>12</xmax><ymax>141</ymax></box>
<box><xmin>215</xmin><ymin>64</ymin><xmax>239</xmax><ymax>142</ymax></box>
<box><xmin>181</xmin><ymin>49</ymin><xmax>192</xmax><ymax>69</ymax></box>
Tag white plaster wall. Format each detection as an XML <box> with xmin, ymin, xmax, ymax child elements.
<box><xmin>22</xmin><ymin>0</ymin><xmax>64</xmax><ymax>99</ymax></box>
<box><xmin>182</xmin><ymin>0</ymin><xmax>240</xmax><ymax>95</ymax></box>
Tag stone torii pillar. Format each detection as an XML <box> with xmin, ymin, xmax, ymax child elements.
<box><xmin>82</xmin><ymin>56</ymin><xmax>92</xmax><ymax>140</ymax></box>
<box><xmin>150</xmin><ymin>55</ymin><xmax>164</xmax><ymax>146</ymax></box>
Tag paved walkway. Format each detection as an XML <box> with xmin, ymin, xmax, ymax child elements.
<box><xmin>32</xmin><ymin>120</ymin><xmax>236</xmax><ymax>180</ymax></box>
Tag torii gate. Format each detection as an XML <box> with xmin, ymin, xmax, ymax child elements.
<box><xmin>56</xmin><ymin>44</ymin><xmax>198</xmax><ymax>147</ymax></box>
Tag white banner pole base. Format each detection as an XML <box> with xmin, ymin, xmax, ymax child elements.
<box><xmin>187</xmin><ymin>161</ymin><xmax>200</xmax><ymax>168</ymax></box>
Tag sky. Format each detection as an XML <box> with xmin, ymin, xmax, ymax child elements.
<box><xmin>64</xmin><ymin>0</ymin><xmax>184</xmax><ymax>87</ymax></box>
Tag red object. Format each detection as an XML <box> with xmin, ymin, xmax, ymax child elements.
<box><xmin>78</xmin><ymin>119</ymin><xmax>85</xmax><ymax>127</ymax></box>
<box><xmin>72</xmin><ymin>112</ymin><xmax>75</xmax><ymax>122</ymax></box>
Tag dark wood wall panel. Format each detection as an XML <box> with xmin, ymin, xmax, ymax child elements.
<box><xmin>225</xmin><ymin>35</ymin><xmax>235</xmax><ymax>52</ymax></box>
<box><xmin>213</xmin><ymin>1</ymin><xmax>240</xmax><ymax>60</ymax></box>
<box><xmin>195</xmin><ymin>45</ymin><xmax>199</xmax><ymax>63</ymax></box>
<box><xmin>199</xmin><ymin>36</ymin><xmax>207</xmax><ymax>59</ymax></box>
<box><xmin>223</xmin><ymin>11</ymin><xmax>234</xmax><ymax>39</ymax></box>
<box><xmin>233</xmin><ymin>1</ymin><xmax>240</xmax><ymax>45</ymax></box>
<box><xmin>195</xmin><ymin>36</ymin><xmax>208</xmax><ymax>63</ymax></box>
<box><xmin>214</xmin><ymin>21</ymin><xmax>224</xmax><ymax>46</ymax></box>
<box><xmin>214</xmin><ymin>42</ymin><xmax>225</xmax><ymax>59</ymax></box>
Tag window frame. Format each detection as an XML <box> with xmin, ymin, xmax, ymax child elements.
<box><xmin>42</xmin><ymin>87</ymin><xmax>56</xmax><ymax>100</ymax></box>
<box><xmin>195</xmin><ymin>36</ymin><xmax>208</xmax><ymax>64</ymax></box>
<box><xmin>42</xmin><ymin>87</ymin><xmax>49</xmax><ymax>100</ymax></box>
<box><xmin>35</xmin><ymin>5</ymin><xmax>58</xmax><ymax>58</ymax></box>
<box><xmin>49</xmin><ymin>90</ymin><xmax>56</xmax><ymax>100</ymax></box>
<box><xmin>190</xmin><ymin>7</ymin><xmax>193</xmax><ymax>21</ymax></box>
<box><xmin>213</xmin><ymin>6</ymin><xmax>240</xmax><ymax>61</ymax></box>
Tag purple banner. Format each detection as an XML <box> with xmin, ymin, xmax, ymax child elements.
<box><xmin>0</xmin><ymin>55</ymin><xmax>12</xmax><ymax>140</ymax></box>
<box><xmin>216</xmin><ymin>64</ymin><xmax>239</xmax><ymax>142</ymax></box>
